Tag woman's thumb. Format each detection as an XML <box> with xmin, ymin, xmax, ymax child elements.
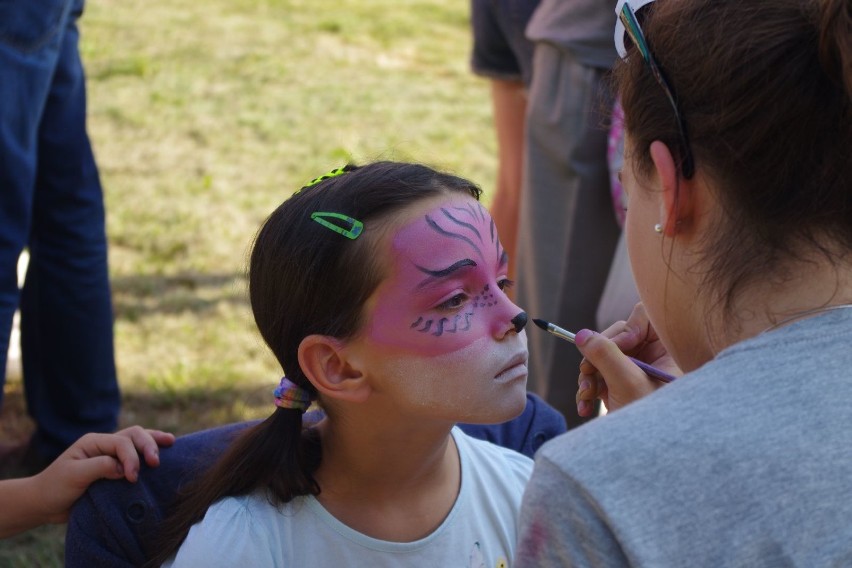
<box><xmin>576</xmin><ymin>330</ymin><xmax>636</xmax><ymax>378</ymax></box>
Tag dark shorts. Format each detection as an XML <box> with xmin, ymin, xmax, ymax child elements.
<box><xmin>470</xmin><ymin>0</ymin><xmax>541</xmax><ymax>85</ymax></box>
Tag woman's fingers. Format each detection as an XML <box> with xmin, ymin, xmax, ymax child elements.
<box><xmin>575</xmin><ymin>329</ymin><xmax>661</xmax><ymax>413</ymax></box>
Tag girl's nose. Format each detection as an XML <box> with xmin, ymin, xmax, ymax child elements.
<box><xmin>511</xmin><ymin>312</ymin><xmax>528</xmax><ymax>333</ymax></box>
<box><xmin>492</xmin><ymin>283</ymin><xmax>526</xmax><ymax>339</ymax></box>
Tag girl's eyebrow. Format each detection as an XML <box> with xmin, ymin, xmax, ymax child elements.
<box><xmin>499</xmin><ymin>249</ymin><xmax>508</xmax><ymax>268</ymax></box>
<box><xmin>415</xmin><ymin>259</ymin><xmax>477</xmax><ymax>289</ymax></box>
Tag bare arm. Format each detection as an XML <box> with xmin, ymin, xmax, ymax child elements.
<box><xmin>0</xmin><ymin>426</ymin><xmax>174</xmax><ymax>539</ymax></box>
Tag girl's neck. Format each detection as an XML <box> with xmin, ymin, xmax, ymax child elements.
<box><xmin>316</xmin><ymin>418</ymin><xmax>457</xmax><ymax>489</ymax></box>
<box><xmin>310</xmin><ymin>417</ymin><xmax>461</xmax><ymax>542</ymax></box>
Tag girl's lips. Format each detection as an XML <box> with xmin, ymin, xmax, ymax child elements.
<box><xmin>495</xmin><ymin>352</ymin><xmax>529</xmax><ymax>382</ymax></box>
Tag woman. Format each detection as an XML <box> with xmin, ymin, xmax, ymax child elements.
<box><xmin>516</xmin><ymin>0</ymin><xmax>852</xmax><ymax>565</ymax></box>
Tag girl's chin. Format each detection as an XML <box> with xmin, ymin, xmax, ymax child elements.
<box><xmin>461</xmin><ymin>382</ymin><xmax>529</xmax><ymax>425</ymax></box>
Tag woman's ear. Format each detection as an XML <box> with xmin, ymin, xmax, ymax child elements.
<box><xmin>649</xmin><ymin>140</ymin><xmax>695</xmax><ymax>237</ymax></box>
<box><xmin>298</xmin><ymin>335</ymin><xmax>371</xmax><ymax>403</ymax></box>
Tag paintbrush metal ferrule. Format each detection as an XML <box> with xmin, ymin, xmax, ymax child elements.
<box><xmin>544</xmin><ymin>322</ymin><xmax>576</xmax><ymax>343</ymax></box>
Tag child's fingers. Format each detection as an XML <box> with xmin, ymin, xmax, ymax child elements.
<box><xmin>74</xmin><ymin>433</ymin><xmax>142</xmax><ymax>482</ymax></box>
<box><xmin>73</xmin><ymin>454</ymin><xmax>129</xmax><ymax>484</ymax></box>
<box><xmin>149</xmin><ymin>429</ymin><xmax>176</xmax><ymax>447</ymax></box>
<box><xmin>116</xmin><ymin>426</ymin><xmax>175</xmax><ymax>467</ymax></box>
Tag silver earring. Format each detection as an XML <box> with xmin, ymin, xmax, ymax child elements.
<box><xmin>654</xmin><ymin>223</ymin><xmax>663</xmax><ymax>234</ymax></box>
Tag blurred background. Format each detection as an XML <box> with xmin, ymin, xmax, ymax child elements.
<box><xmin>0</xmin><ymin>0</ymin><xmax>495</xmax><ymax>563</ymax></box>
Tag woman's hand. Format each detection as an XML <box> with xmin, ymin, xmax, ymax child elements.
<box><xmin>575</xmin><ymin>303</ymin><xmax>681</xmax><ymax>416</ymax></box>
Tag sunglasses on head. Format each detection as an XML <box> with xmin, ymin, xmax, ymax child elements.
<box><xmin>614</xmin><ymin>0</ymin><xmax>695</xmax><ymax>179</ymax></box>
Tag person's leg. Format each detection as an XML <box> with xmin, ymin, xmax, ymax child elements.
<box><xmin>0</xmin><ymin>0</ymin><xmax>74</xmax><ymax>407</ymax></box>
<box><xmin>469</xmin><ymin>0</ymin><xmax>540</xmax><ymax>294</ymax></box>
<box><xmin>488</xmin><ymin>78</ymin><xmax>527</xmax><ymax>290</ymax></box>
<box><xmin>517</xmin><ymin>44</ymin><xmax>619</xmax><ymax>427</ymax></box>
<box><xmin>21</xmin><ymin>0</ymin><xmax>120</xmax><ymax>463</ymax></box>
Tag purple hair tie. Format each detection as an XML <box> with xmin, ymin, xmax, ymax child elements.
<box><xmin>273</xmin><ymin>377</ymin><xmax>314</xmax><ymax>412</ymax></box>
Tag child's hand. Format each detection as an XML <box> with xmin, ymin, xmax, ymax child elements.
<box><xmin>31</xmin><ymin>426</ymin><xmax>175</xmax><ymax>524</ymax></box>
<box><xmin>575</xmin><ymin>303</ymin><xmax>681</xmax><ymax>416</ymax></box>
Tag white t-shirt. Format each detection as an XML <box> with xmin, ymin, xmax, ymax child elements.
<box><xmin>163</xmin><ymin>427</ymin><xmax>533</xmax><ymax>568</ymax></box>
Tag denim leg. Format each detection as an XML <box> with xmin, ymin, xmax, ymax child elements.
<box><xmin>0</xmin><ymin>0</ymin><xmax>74</xmax><ymax>403</ymax></box>
<box><xmin>20</xmin><ymin>0</ymin><xmax>120</xmax><ymax>460</ymax></box>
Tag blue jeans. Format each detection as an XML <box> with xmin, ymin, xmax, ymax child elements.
<box><xmin>0</xmin><ymin>0</ymin><xmax>120</xmax><ymax>460</ymax></box>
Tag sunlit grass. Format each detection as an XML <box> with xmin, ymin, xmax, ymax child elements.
<box><xmin>1</xmin><ymin>0</ymin><xmax>497</xmax><ymax>563</ymax></box>
<box><xmin>85</xmin><ymin>0</ymin><xmax>496</xmax><ymax>424</ymax></box>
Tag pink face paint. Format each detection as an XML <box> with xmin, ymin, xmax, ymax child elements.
<box><xmin>356</xmin><ymin>195</ymin><xmax>529</xmax><ymax>423</ymax></box>
<box><xmin>364</xmin><ymin>195</ymin><xmax>522</xmax><ymax>359</ymax></box>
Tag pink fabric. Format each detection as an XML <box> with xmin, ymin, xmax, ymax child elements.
<box><xmin>607</xmin><ymin>99</ymin><xmax>627</xmax><ymax>229</ymax></box>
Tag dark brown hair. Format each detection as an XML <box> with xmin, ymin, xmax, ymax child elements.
<box><xmin>146</xmin><ymin>161</ymin><xmax>481</xmax><ymax>566</ymax></box>
<box><xmin>617</xmin><ymin>0</ymin><xmax>852</xmax><ymax>314</ymax></box>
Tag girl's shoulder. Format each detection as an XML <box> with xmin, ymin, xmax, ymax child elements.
<box><xmin>452</xmin><ymin>427</ymin><xmax>534</xmax><ymax>484</ymax></box>
<box><xmin>163</xmin><ymin>492</ymin><xmax>303</xmax><ymax>568</ymax></box>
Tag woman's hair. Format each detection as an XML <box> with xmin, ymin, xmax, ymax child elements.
<box><xmin>616</xmin><ymin>0</ymin><xmax>852</xmax><ymax>314</ymax></box>
<box><xmin>147</xmin><ymin>161</ymin><xmax>482</xmax><ymax>565</ymax></box>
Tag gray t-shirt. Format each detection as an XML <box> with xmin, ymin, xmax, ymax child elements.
<box><xmin>526</xmin><ymin>0</ymin><xmax>617</xmax><ymax>69</ymax></box>
<box><xmin>516</xmin><ymin>308</ymin><xmax>852</xmax><ymax>567</ymax></box>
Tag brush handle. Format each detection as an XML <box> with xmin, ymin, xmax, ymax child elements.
<box><xmin>540</xmin><ymin>321</ymin><xmax>678</xmax><ymax>384</ymax></box>
<box><xmin>626</xmin><ymin>356</ymin><xmax>677</xmax><ymax>384</ymax></box>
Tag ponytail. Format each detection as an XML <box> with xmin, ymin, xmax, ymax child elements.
<box><xmin>145</xmin><ymin>408</ymin><xmax>322</xmax><ymax>567</ymax></box>
<box><xmin>143</xmin><ymin>162</ymin><xmax>485</xmax><ymax>565</ymax></box>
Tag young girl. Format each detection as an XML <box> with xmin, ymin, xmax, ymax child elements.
<box><xmin>153</xmin><ymin>161</ymin><xmax>533</xmax><ymax>567</ymax></box>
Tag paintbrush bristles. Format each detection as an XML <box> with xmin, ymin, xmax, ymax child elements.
<box><xmin>532</xmin><ymin>318</ymin><xmax>550</xmax><ymax>330</ymax></box>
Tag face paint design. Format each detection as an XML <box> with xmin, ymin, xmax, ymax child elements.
<box><xmin>364</xmin><ymin>195</ymin><xmax>524</xmax><ymax>359</ymax></box>
<box><xmin>354</xmin><ymin>194</ymin><xmax>529</xmax><ymax>424</ymax></box>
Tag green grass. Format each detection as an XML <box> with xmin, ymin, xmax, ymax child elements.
<box><xmin>0</xmin><ymin>0</ymin><xmax>497</xmax><ymax>563</ymax></box>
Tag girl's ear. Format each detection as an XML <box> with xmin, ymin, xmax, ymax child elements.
<box><xmin>649</xmin><ymin>140</ymin><xmax>696</xmax><ymax>237</ymax></box>
<box><xmin>298</xmin><ymin>335</ymin><xmax>371</xmax><ymax>403</ymax></box>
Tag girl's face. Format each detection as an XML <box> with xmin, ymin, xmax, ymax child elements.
<box><xmin>350</xmin><ymin>193</ymin><xmax>528</xmax><ymax>424</ymax></box>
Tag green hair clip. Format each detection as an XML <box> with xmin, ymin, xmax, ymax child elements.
<box><xmin>310</xmin><ymin>212</ymin><xmax>364</xmax><ymax>240</ymax></box>
<box><xmin>303</xmin><ymin>167</ymin><xmax>349</xmax><ymax>189</ymax></box>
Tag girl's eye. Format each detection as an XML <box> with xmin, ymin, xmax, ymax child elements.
<box><xmin>437</xmin><ymin>293</ymin><xmax>467</xmax><ymax>311</ymax></box>
<box><xmin>497</xmin><ymin>278</ymin><xmax>515</xmax><ymax>291</ymax></box>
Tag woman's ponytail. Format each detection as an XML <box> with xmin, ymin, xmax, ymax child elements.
<box><xmin>818</xmin><ymin>0</ymin><xmax>852</xmax><ymax>97</ymax></box>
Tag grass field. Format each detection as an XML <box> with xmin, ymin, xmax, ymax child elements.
<box><xmin>0</xmin><ymin>0</ymin><xmax>497</xmax><ymax>564</ymax></box>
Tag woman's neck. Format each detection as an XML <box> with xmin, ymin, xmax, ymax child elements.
<box><xmin>709</xmin><ymin>253</ymin><xmax>852</xmax><ymax>353</ymax></box>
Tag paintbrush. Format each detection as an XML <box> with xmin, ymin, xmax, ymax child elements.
<box><xmin>532</xmin><ymin>318</ymin><xmax>678</xmax><ymax>384</ymax></box>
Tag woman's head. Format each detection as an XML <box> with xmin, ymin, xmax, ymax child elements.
<box><xmin>615</xmin><ymin>0</ymin><xmax>851</xmax><ymax>342</ymax></box>
<box><xmin>250</xmin><ymin>161</ymin><xmax>527</xmax><ymax>419</ymax></box>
